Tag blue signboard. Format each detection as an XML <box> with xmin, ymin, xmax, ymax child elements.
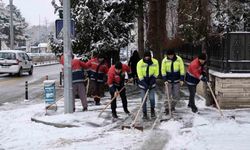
<box><xmin>44</xmin><ymin>80</ymin><xmax>56</xmax><ymax>104</ymax></box>
<box><xmin>55</xmin><ymin>19</ymin><xmax>75</xmax><ymax>39</ymax></box>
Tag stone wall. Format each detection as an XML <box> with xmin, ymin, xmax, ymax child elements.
<box><xmin>209</xmin><ymin>70</ymin><xmax>250</xmax><ymax>109</ymax></box>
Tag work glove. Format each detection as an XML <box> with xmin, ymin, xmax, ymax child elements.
<box><xmin>201</xmin><ymin>71</ymin><xmax>207</xmax><ymax>77</ymax></box>
<box><xmin>139</xmin><ymin>80</ymin><xmax>149</xmax><ymax>90</ymax></box>
<box><xmin>149</xmin><ymin>77</ymin><xmax>156</xmax><ymax>86</ymax></box>
<box><xmin>200</xmin><ymin>76</ymin><xmax>208</xmax><ymax>82</ymax></box>
<box><xmin>180</xmin><ymin>81</ymin><xmax>184</xmax><ymax>86</ymax></box>
<box><xmin>114</xmin><ymin>91</ymin><xmax>119</xmax><ymax>97</ymax></box>
<box><xmin>148</xmin><ymin>77</ymin><xmax>156</xmax><ymax>89</ymax></box>
<box><xmin>128</xmin><ymin>78</ymin><xmax>134</xmax><ymax>83</ymax></box>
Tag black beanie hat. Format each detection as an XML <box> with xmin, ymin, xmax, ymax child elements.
<box><xmin>198</xmin><ymin>53</ymin><xmax>207</xmax><ymax>60</ymax></box>
<box><xmin>115</xmin><ymin>62</ymin><xmax>122</xmax><ymax>70</ymax></box>
<box><xmin>98</xmin><ymin>53</ymin><xmax>105</xmax><ymax>59</ymax></box>
<box><xmin>144</xmin><ymin>51</ymin><xmax>151</xmax><ymax>58</ymax></box>
<box><xmin>166</xmin><ymin>49</ymin><xmax>175</xmax><ymax>55</ymax></box>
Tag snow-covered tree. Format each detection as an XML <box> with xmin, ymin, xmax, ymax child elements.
<box><xmin>210</xmin><ymin>0</ymin><xmax>250</xmax><ymax>33</ymax></box>
<box><xmin>0</xmin><ymin>3</ymin><xmax>9</xmax><ymax>42</ymax></box>
<box><xmin>178</xmin><ymin>0</ymin><xmax>210</xmax><ymax>44</ymax></box>
<box><xmin>51</xmin><ymin>0</ymin><xmax>137</xmax><ymax>57</ymax></box>
<box><xmin>7</xmin><ymin>5</ymin><xmax>28</xmax><ymax>46</ymax></box>
<box><xmin>0</xmin><ymin>2</ymin><xmax>28</xmax><ymax>48</ymax></box>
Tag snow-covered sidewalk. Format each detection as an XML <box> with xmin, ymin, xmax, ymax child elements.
<box><xmin>0</xmin><ymin>98</ymin><xmax>146</xmax><ymax>150</ymax></box>
<box><xmin>160</xmin><ymin>97</ymin><xmax>250</xmax><ymax>150</ymax></box>
<box><xmin>1</xmin><ymin>88</ymin><xmax>250</xmax><ymax>150</ymax></box>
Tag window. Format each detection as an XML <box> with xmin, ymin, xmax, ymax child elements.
<box><xmin>18</xmin><ymin>53</ymin><xmax>25</xmax><ymax>60</ymax></box>
<box><xmin>0</xmin><ymin>52</ymin><xmax>16</xmax><ymax>60</ymax></box>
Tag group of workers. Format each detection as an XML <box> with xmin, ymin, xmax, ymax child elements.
<box><xmin>60</xmin><ymin>49</ymin><xmax>208</xmax><ymax>119</ymax></box>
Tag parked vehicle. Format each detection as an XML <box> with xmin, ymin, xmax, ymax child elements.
<box><xmin>0</xmin><ymin>50</ymin><xmax>33</xmax><ymax>76</ymax></box>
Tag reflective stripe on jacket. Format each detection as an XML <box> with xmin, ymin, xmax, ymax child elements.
<box><xmin>86</xmin><ymin>58</ymin><xmax>108</xmax><ymax>83</ymax></box>
<box><xmin>161</xmin><ymin>55</ymin><xmax>185</xmax><ymax>83</ymax></box>
<box><xmin>136</xmin><ymin>58</ymin><xmax>159</xmax><ymax>89</ymax></box>
<box><xmin>71</xmin><ymin>59</ymin><xmax>87</xmax><ymax>83</ymax></box>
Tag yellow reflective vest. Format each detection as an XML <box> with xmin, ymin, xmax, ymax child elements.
<box><xmin>161</xmin><ymin>55</ymin><xmax>185</xmax><ymax>83</ymax></box>
<box><xmin>136</xmin><ymin>58</ymin><xmax>159</xmax><ymax>89</ymax></box>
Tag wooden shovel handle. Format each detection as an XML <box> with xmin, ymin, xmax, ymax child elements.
<box><xmin>131</xmin><ymin>89</ymin><xmax>149</xmax><ymax>127</ymax></box>
<box><xmin>165</xmin><ymin>82</ymin><xmax>172</xmax><ymax>118</ymax></box>
<box><xmin>98</xmin><ymin>83</ymin><xmax>128</xmax><ymax>117</ymax></box>
<box><xmin>207</xmin><ymin>82</ymin><xmax>224</xmax><ymax>117</ymax></box>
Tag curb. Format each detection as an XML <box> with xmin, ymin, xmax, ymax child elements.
<box><xmin>34</xmin><ymin>62</ymin><xmax>59</xmax><ymax>67</ymax></box>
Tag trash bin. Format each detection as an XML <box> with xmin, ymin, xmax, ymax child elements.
<box><xmin>43</xmin><ymin>80</ymin><xmax>56</xmax><ymax>111</ymax></box>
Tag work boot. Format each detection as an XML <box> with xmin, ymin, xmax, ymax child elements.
<box><xmin>83</xmin><ymin>107</ymin><xmax>88</xmax><ymax>111</ymax></box>
<box><xmin>142</xmin><ymin>112</ymin><xmax>148</xmax><ymax>120</ymax></box>
<box><xmin>124</xmin><ymin>108</ymin><xmax>130</xmax><ymax>114</ymax></box>
<box><xmin>151</xmin><ymin>108</ymin><xmax>156</xmax><ymax>118</ymax></box>
<box><xmin>112</xmin><ymin>110</ymin><xmax>118</xmax><ymax>118</ymax></box>
<box><xmin>165</xmin><ymin>109</ymin><xmax>169</xmax><ymax>115</ymax></box>
<box><xmin>94</xmin><ymin>97</ymin><xmax>101</xmax><ymax>105</ymax></box>
<box><xmin>191</xmin><ymin>106</ymin><xmax>198</xmax><ymax>113</ymax></box>
<box><xmin>171</xmin><ymin>107</ymin><xmax>175</xmax><ymax>112</ymax></box>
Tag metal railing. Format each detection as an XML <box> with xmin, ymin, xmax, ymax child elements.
<box><xmin>177</xmin><ymin>32</ymin><xmax>250</xmax><ymax>73</ymax></box>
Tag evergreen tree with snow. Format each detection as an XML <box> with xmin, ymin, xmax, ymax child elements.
<box><xmin>6</xmin><ymin>4</ymin><xmax>28</xmax><ymax>46</ymax></box>
<box><xmin>177</xmin><ymin>0</ymin><xmax>210</xmax><ymax>43</ymax></box>
<box><xmin>210</xmin><ymin>0</ymin><xmax>250</xmax><ymax>33</ymax></box>
<box><xmin>51</xmin><ymin>0</ymin><xmax>137</xmax><ymax>59</ymax></box>
<box><xmin>0</xmin><ymin>2</ymin><xmax>28</xmax><ymax>48</ymax></box>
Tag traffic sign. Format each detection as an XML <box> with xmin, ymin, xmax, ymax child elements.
<box><xmin>55</xmin><ymin>19</ymin><xmax>75</xmax><ymax>39</ymax></box>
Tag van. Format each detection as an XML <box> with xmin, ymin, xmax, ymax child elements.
<box><xmin>0</xmin><ymin>50</ymin><xmax>33</xmax><ymax>76</ymax></box>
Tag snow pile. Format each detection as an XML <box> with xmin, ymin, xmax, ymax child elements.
<box><xmin>160</xmin><ymin>99</ymin><xmax>250</xmax><ymax>150</ymax></box>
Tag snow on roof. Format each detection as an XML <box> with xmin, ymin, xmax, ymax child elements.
<box><xmin>222</xmin><ymin>32</ymin><xmax>250</xmax><ymax>35</ymax></box>
<box><xmin>0</xmin><ymin>50</ymin><xmax>26</xmax><ymax>53</ymax></box>
<box><xmin>38</xmin><ymin>43</ymin><xmax>48</xmax><ymax>48</ymax></box>
<box><xmin>209</xmin><ymin>69</ymin><xmax>250</xmax><ymax>78</ymax></box>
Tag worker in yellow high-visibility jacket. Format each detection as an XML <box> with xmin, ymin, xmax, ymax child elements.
<box><xmin>137</xmin><ymin>51</ymin><xmax>159</xmax><ymax>120</ymax></box>
<box><xmin>161</xmin><ymin>49</ymin><xmax>185</xmax><ymax>114</ymax></box>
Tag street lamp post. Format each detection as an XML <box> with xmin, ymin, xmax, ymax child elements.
<box><xmin>9</xmin><ymin>0</ymin><xmax>14</xmax><ymax>49</ymax></box>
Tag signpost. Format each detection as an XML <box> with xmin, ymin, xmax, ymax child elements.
<box><xmin>55</xmin><ymin>19</ymin><xmax>75</xmax><ymax>39</ymax></box>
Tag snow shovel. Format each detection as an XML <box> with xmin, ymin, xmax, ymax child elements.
<box><xmin>207</xmin><ymin>82</ymin><xmax>224</xmax><ymax>117</ymax></box>
<box><xmin>121</xmin><ymin>89</ymin><xmax>149</xmax><ymax>131</ymax></box>
<box><xmin>160</xmin><ymin>82</ymin><xmax>172</xmax><ymax>122</ymax></box>
<box><xmin>85</xmin><ymin>78</ymin><xmax>90</xmax><ymax>96</ymax></box>
<box><xmin>98</xmin><ymin>82</ymin><xmax>128</xmax><ymax>117</ymax></box>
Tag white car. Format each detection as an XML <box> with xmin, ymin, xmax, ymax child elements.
<box><xmin>0</xmin><ymin>50</ymin><xmax>33</xmax><ymax>76</ymax></box>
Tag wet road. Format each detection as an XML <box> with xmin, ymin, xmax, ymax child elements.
<box><xmin>0</xmin><ymin>64</ymin><xmax>62</xmax><ymax>104</ymax></box>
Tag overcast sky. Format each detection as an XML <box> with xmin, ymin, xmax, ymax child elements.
<box><xmin>2</xmin><ymin>0</ymin><xmax>58</xmax><ymax>26</ymax></box>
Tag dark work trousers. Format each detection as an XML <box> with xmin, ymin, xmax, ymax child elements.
<box><xmin>110</xmin><ymin>86</ymin><xmax>128</xmax><ymax>113</ymax></box>
<box><xmin>89</xmin><ymin>80</ymin><xmax>102</xmax><ymax>103</ymax></box>
<box><xmin>187</xmin><ymin>84</ymin><xmax>197</xmax><ymax>107</ymax></box>
<box><xmin>72</xmin><ymin>82</ymin><xmax>87</xmax><ymax>109</ymax></box>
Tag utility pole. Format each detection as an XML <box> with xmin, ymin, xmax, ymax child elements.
<box><xmin>63</xmin><ymin>0</ymin><xmax>73</xmax><ymax>113</ymax></box>
<box><xmin>9</xmin><ymin>0</ymin><xmax>14</xmax><ymax>49</ymax></box>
